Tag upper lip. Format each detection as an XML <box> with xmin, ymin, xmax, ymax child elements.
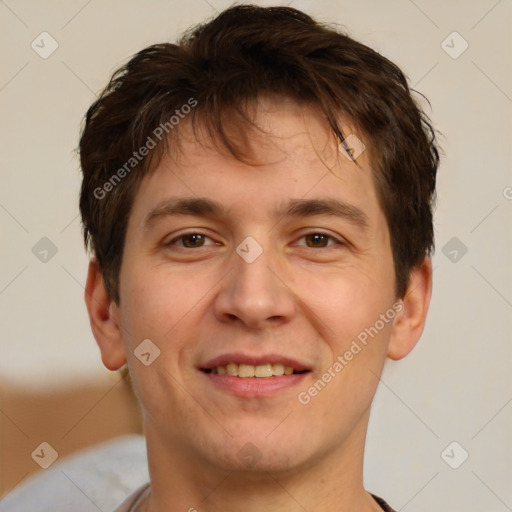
<box><xmin>200</xmin><ymin>353</ymin><xmax>310</xmax><ymax>372</ymax></box>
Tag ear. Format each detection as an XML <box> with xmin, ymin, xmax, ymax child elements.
<box><xmin>84</xmin><ymin>259</ymin><xmax>127</xmax><ymax>370</ymax></box>
<box><xmin>387</xmin><ymin>257</ymin><xmax>433</xmax><ymax>361</ymax></box>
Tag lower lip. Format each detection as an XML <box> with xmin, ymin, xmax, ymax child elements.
<box><xmin>201</xmin><ymin>371</ymin><xmax>309</xmax><ymax>397</ymax></box>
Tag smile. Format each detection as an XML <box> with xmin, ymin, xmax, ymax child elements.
<box><xmin>199</xmin><ymin>354</ymin><xmax>311</xmax><ymax>397</ymax></box>
<box><xmin>203</xmin><ymin>363</ymin><xmax>308</xmax><ymax>378</ymax></box>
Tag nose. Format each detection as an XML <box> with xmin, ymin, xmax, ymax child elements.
<box><xmin>214</xmin><ymin>243</ymin><xmax>296</xmax><ymax>330</ymax></box>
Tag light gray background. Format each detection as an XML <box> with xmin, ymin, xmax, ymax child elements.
<box><xmin>1</xmin><ymin>1</ymin><xmax>511</xmax><ymax>511</ymax></box>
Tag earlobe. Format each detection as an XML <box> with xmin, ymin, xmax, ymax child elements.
<box><xmin>387</xmin><ymin>257</ymin><xmax>433</xmax><ymax>361</ymax></box>
<box><xmin>84</xmin><ymin>259</ymin><xmax>127</xmax><ymax>370</ymax></box>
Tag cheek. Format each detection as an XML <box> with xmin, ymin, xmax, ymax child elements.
<box><xmin>292</xmin><ymin>264</ymin><xmax>395</xmax><ymax>350</ymax></box>
<box><xmin>117</xmin><ymin>267</ymin><xmax>198</xmax><ymax>411</ymax></box>
<box><xmin>118</xmin><ymin>263</ymin><xmax>213</xmax><ymax>393</ymax></box>
<box><xmin>302</xmin><ymin>266</ymin><xmax>396</xmax><ymax>417</ymax></box>
<box><xmin>119</xmin><ymin>264</ymin><xmax>203</xmax><ymax>341</ymax></box>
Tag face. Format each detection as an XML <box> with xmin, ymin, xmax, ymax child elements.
<box><xmin>111</xmin><ymin>98</ymin><xmax>401</xmax><ymax>474</ymax></box>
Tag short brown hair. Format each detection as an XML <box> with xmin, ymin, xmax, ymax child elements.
<box><xmin>79</xmin><ymin>4</ymin><xmax>439</xmax><ymax>303</ymax></box>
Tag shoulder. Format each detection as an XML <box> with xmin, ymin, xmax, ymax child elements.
<box><xmin>0</xmin><ymin>435</ymin><xmax>149</xmax><ymax>512</ymax></box>
<box><xmin>110</xmin><ymin>483</ymin><xmax>150</xmax><ymax>512</ymax></box>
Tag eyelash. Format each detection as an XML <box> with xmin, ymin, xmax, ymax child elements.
<box><xmin>166</xmin><ymin>231</ymin><xmax>345</xmax><ymax>249</ymax></box>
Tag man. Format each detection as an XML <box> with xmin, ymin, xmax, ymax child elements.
<box><xmin>80</xmin><ymin>5</ymin><xmax>439</xmax><ymax>511</ymax></box>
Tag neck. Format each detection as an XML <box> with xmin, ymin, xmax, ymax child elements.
<box><xmin>143</xmin><ymin>412</ymin><xmax>383</xmax><ymax>512</ymax></box>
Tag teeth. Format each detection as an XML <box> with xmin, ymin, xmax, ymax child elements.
<box><xmin>209</xmin><ymin>363</ymin><xmax>296</xmax><ymax>378</ymax></box>
<box><xmin>226</xmin><ymin>363</ymin><xmax>238</xmax><ymax>376</ymax></box>
<box><xmin>239</xmin><ymin>364</ymin><xmax>255</xmax><ymax>378</ymax></box>
<box><xmin>255</xmin><ymin>364</ymin><xmax>273</xmax><ymax>377</ymax></box>
<box><xmin>272</xmin><ymin>363</ymin><xmax>284</xmax><ymax>376</ymax></box>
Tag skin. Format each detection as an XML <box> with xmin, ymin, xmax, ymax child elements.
<box><xmin>85</xmin><ymin>97</ymin><xmax>432</xmax><ymax>512</ymax></box>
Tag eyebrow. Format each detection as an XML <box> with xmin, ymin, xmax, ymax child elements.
<box><xmin>143</xmin><ymin>197</ymin><xmax>369</xmax><ymax>230</ymax></box>
<box><xmin>280</xmin><ymin>198</ymin><xmax>369</xmax><ymax>230</ymax></box>
<box><xmin>144</xmin><ymin>197</ymin><xmax>225</xmax><ymax>227</ymax></box>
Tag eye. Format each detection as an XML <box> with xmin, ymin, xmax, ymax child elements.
<box><xmin>296</xmin><ymin>232</ymin><xmax>344</xmax><ymax>248</ymax></box>
<box><xmin>167</xmin><ymin>232</ymin><xmax>219</xmax><ymax>249</ymax></box>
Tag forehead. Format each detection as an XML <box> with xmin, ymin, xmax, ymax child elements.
<box><xmin>131</xmin><ymin>96</ymin><xmax>383</xmax><ymax>227</ymax></box>
<box><xmin>174</xmin><ymin>96</ymin><xmax>361</xmax><ymax>169</ymax></box>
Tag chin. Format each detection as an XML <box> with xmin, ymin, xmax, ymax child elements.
<box><xmin>204</xmin><ymin>427</ymin><xmax>316</xmax><ymax>475</ymax></box>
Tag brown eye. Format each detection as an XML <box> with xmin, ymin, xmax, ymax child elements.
<box><xmin>294</xmin><ymin>231</ymin><xmax>347</xmax><ymax>250</ymax></box>
<box><xmin>304</xmin><ymin>233</ymin><xmax>331</xmax><ymax>248</ymax></box>
<box><xmin>181</xmin><ymin>234</ymin><xmax>206</xmax><ymax>248</ymax></box>
<box><xmin>168</xmin><ymin>233</ymin><xmax>216</xmax><ymax>248</ymax></box>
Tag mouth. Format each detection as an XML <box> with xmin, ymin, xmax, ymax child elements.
<box><xmin>199</xmin><ymin>354</ymin><xmax>311</xmax><ymax>397</ymax></box>
<box><xmin>202</xmin><ymin>363</ymin><xmax>309</xmax><ymax>378</ymax></box>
